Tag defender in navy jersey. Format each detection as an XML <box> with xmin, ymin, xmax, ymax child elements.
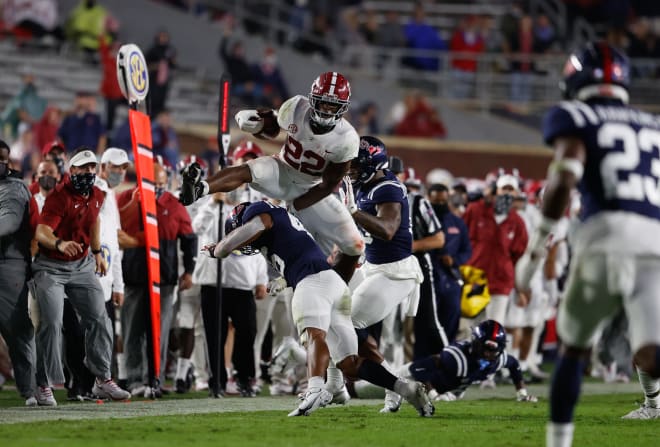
<box><xmin>516</xmin><ymin>43</ymin><xmax>660</xmax><ymax>447</ymax></box>
<box><xmin>402</xmin><ymin>320</ymin><xmax>537</xmax><ymax>402</ymax></box>
<box><xmin>338</xmin><ymin>136</ymin><xmax>423</xmax><ymax>413</ymax></box>
<box><xmin>203</xmin><ymin>201</ymin><xmax>434</xmax><ymax>417</ymax></box>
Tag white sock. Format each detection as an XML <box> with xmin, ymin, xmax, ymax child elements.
<box><xmin>176</xmin><ymin>358</ymin><xmax>191</xmax><ymax>380</ymax></box>
<box><xmin>117</xmin><ymin>353</ymin><xmax>127</xmax><ymax>380</ymax></box>
<box><xmin>637</xmin><ymin>368</ymin><xmax>660</xmax><ymax>408</ymax></box>
<box><xmin>519</xmin><ymin>359</ymin><xmax>529</xmax><ymax>372</ymax></box>
<box><xmin>290</xmin><ymin>342</ymin><xmax>308</xmax><ymax>364</ymax></box>
<box><xmin>325</xmin><ymin>365</ymin><xmax>344</xmax><ymax>393</ymax></box>
<box><xmin>201</xmin><ymin>181</ymin><xmax>210</xmax><ymax>196</ymax></box>
<box><xmin>308</xmin><ymin>376</ymin><xmax>325</xmax><ymax>390</ymax></box>
<box><xmin>546</xmin><ymin>422</ymin><xmax>574</xmax><ymax>447</ymax></box>
<box><xmin>393</xmin><ymin>378</ymin><xmax>411</xmax><ymax>396</ymax></box>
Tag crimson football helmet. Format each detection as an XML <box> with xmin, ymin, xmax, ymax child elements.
<box><xmin>309</xmin><ymin>71</ymin><xmax>351</xmax><ymax>128</ymax></box>
<box><xmin>231</xmin><ymin>140</ymin><xmax>264</xmax><ymax>164</ymax></box>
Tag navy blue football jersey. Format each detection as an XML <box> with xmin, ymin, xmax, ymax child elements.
<box><xmin>355</xmin><ymin>171</ymin><xmax>412</xmax><ymax>264</ymax></box>
<box><xmin>543</xmin><ymin>99</ymin><xmax>660</xmax><ymax>222</ymax></box>
<box><xmin>242</xmin><ymin>201</ymin><xmax>331</xmax><ymax>288</ymax></box>
<box><xmin>408</xmin><ymin>341</ymin><xmax>523</xmax><ymax>394</ymax></box>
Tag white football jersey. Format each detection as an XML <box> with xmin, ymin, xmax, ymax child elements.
<box><xmin>276</xmin><ymin>95</ymin><xmax>359</xmax><ymax>184</ymax></box>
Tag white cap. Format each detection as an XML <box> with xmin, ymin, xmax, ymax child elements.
<box><xmin>101</xmin><ymin>147</ymin><xmax>130</xmax><ymax>166</ymax></box>
<box><xmin>69</xmin><ymin>150</ymin><xmax>98</xmax><ymax>168</ymax></box>
<box><xmin>496</xmin><ymin>174</ymin><xmax>519</xmax><ymax>191</ymax></box>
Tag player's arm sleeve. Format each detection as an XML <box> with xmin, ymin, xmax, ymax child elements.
<box><xmin>504</xmin><ymin>353</ymin><xmax>524</xmax><ymax>387</ymax></box>
<box><xmin>0</xmin><ymin>186</ymin><xmax>28</xmax><ymax>237</ymax></box>
<box><xmin>276</xmin><ymin>95</ymin><xmax>302</xmax><ymax>130</ymax></box>
<box><xmin>454</xmin><ymin>219</ymin><xmax>473</xmax><ymax>266</ymax></box>
<box><xmin>542</xmin><ymin>103</ymin><xmax>586</xmax><ymax>146</ymax></box>
<box><xmin>176</xmin><ymin>204</ymin><xmax>198</xmax><ymax>274</ymax></box>
<box><xmin>38</xmin><ymin>192</ymin><xmax>65</xmax><ymax>232</ymax></box>
<box><xmin>214</xmin><ymin>213</ymin><xmax>269</xmax><ymax>258</ymax></box>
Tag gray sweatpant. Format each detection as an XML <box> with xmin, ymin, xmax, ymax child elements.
<box><xmin>32</xmin><ymin>254</ymin><xmax>112</xmax><ymax>386</ymax></box>
<box><xmin>0</xmin><ymin>260</ymin><xmax>35</xmax><ymax>398</ymax></box>
<box><xmin>122</xmin><ymin>284</ymin><xmax>174</xmax><ymax>389</ymax></box>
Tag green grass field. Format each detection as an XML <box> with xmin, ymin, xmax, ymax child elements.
<box><xmin>0</xmin><ymin>382</ymin><xmax>657</xmax><ymax>447</ymax></box>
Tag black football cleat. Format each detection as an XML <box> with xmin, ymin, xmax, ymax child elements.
<box><xmin>179</xmin><ymin>162</ymin><xmax>203</xmax><ymax>205</ymax></box>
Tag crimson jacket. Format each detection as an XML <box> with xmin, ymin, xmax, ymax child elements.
<box><xmin>117</xmin><ymin>188</ymin><xmax>197</xmax><ymax>286</ymax></box>
<box><xmin>462</xmin><ymin>199</ymin><xmax>528</xmax><ymax>295</ymax></box>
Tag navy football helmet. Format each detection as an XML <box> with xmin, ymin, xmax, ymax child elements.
<box><xmin>560</xmin><ymin>41</ymin><xmax>630</xmax><ymax>103</ymax></box>
<box><xmin>225</xmin><ymin>202</ymin><xmax>258</xmax><ymax>255</ymax></box>
<box><xmin>471</xmin><ymin>320</ymin><xmax>506</xmax><ymax>362</ymax></box>
<box><xmin>350</xmin><ymin>136</ymin><xmax>389</xmax><ymax>186</ymax></box>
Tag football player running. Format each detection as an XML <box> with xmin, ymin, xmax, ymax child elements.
<box><xmin>180</xmin><ymin>72</ymin><xmax>364</xmax><ymax>283</ymax></box>
<box><xmin>516</xmin><ymin>42</ymin><xmax>660</xmax><ymax>447</ymax></box>
<box><xmin>203</xmin><ymin>201</ymin><xmax>434</xmax><ymax>417</ymax></box>
<box><xmin>335</xmin><ymin>136</ymin><xmax>425</xmax><ymax>413</ymax></box>
<box><xmin>401</xmin><ymin>320</ymin><xmax>538</xmax><ymax>403</ymax></box>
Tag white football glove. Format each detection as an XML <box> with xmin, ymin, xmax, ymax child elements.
<box><xmin>235</xmin><ymin>109</ymin><xmax>264</xmax><ymax>134</ymax></box>
<box><xmin>267</xmin><ymin>276</ymin><xmax>287</xmax><ymax>296</ymax></box>
<box><xmin>341</xmin><ymin>176</ymin><xmax>358</xmax><ymax>215</ymax></box>
<box><xmin>515</xmin><ymin>217</ymin><xmax>557</xmax><ymax>292</ymax></box>
<box><xmin>516</xmin><ymin>388</ymin><xmax>538</xmax><ymax>403</ymax></box>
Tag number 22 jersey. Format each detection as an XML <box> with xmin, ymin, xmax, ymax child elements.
<box><xmin>543</xmin><ymin>98</ymin><xmax>660</xmax><ymax>255</ymax></box>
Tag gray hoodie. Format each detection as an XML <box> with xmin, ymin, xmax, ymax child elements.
<box><xmin>0</xmin><ymin>174</ymin><xmax>31</xmax><ymax>262</ymax></box>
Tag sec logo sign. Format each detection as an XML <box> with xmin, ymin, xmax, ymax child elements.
<box><xmin>116</xmin><ymin>43</ymin><xmax>149</xmax><ymax>103</ymax></box>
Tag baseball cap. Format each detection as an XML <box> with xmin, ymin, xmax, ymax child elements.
<box><xmin>69</xmin><ymin>149</ymin><xmax>98</xmax><ymax>168</ymax></box>
<box><xmin>42</xmin><ymin>140</ymin><xmax>65</xmax><ymax>155</ymax></box>
<box><xmin>101</xmin><ymin>147</ymin><xmax>130</xmax><ymax>166</ymax></box>
<box><xmin>496</xmin><ymin>174</ymin><xmax>520</xmax><ymax>191</ymax></box>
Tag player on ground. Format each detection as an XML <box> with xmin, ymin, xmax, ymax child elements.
<box><xmin>203</xmin><ymin>201</ymin><xmax>434</xmax><ymax>417</ymax></box>
<box><xmin>401</xmin><ymin>319</ymin><xmax>538</xmax><ymax>402</ymax></box>
<box><xmin>516</xmin><ymin>42</ymin><xmax>660</xmax><ymax>447</ymax></box>
<box><xmin>180</xmin><ymin>72</ymin><xmax>364</xmax><ymax>282</ymax></box>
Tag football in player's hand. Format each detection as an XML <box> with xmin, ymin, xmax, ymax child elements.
<box><xmin>256</xmin><ymin>107</ymin><xmax>280</xmax><ymax>139</ymax></box>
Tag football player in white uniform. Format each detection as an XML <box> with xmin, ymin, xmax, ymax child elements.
<box><xmin>179</xmin><ymin>72</ymin><xmax>364</xmax><ymax>282</ymax></box>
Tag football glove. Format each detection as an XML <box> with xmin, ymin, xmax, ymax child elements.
<box><xmin>516</xmin><ymin>388</ymin><xmax>538</xmax><ymax>403</ymax></box>
<box><xmin>341</xmin><ymin>176</ymin><xmax>358</xmax><ymax>215</ymax></box>
<box><xmin>267</xmin><ymin>277</ymin><xmax>288</xmax><ymax>296</ymax></box>
<box><xmin>235</xmin><ymin>109</ymin><xmax>264</xmax><ymax>134</ymax></box>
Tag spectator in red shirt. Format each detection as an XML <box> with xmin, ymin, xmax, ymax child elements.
<box><xmin>394</xmin><ymin>93</ymin><xmax>446</xmax><ymax>138</ymax></box>
<box><xmin>32</xmin><ymin>148</ymin><xmax>130</xmax><ymax>406</ymax></box>
<box><xmin>99</xmin><ymin>35</ymin><xmax>126</xmax><ymax>132</ymax></box>
<box><xmin>449</xmin><ymin>15</ymin><xmax>485</xmax><ymax>98</ymax></box>
<box><xmin>33</xmin><ymin>106</ymin><xmax>63</xmax><ymax>154</ymax></box>
<box><xmin>117</xmin><ymin>163</ymin><xmax>197</xmax><ymax>395</ymax></box>
<box><xmin>462</xmin><ymin>174</ymin><xmax>528</xmax><ymax>326</ymax></box>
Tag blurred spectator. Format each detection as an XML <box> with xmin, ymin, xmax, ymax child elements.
<box><xmin>111</xmin><ymin>118</ymin><xmax>132</xmax><ymax>155</ymax></box>
<box><xmin>11</xmin><ymin>123</ymin><xmax>38</xmax><ymax>175</ymax></box>
<box><xmin>449</xmin><ymin>15</ymin><xmax>485</xmax><ymax>99</ymax></box>
<box><xmin>359</xmin><ymin>8</ymin><xmax>379</xmax><ymax>44</ymax></box>
<box><xmin>146</xmin><ymin>30</ymin><xmax>177</xmax><ymax>119</ymax></box>
<box><xmin>394</xmin><ymin>93</ymin><xmax>446</xmax><ymax>138</ymax></box>
<box><xmin>375</xmin><ymin>10</ymin><xmax>406</xmax><ymax>48</ymax></box>
<box><xmin>33</xmin><ymin>106</ymin><xmax>62</xmax><ymax>152</ymax></box>
<box><xmin>293</xmin><ymin>13</ymin><xmax>334</xmax><ymax>61</ymax></box>
<box><xmin>64</xmin><ymin>0</ymin><xmax>109</xmax><ymax>60</ymax></box>
<box><xmin>251</xmin><ymin>47</ymin><xmax>289</xmax><ymax>109</ymax></box>
<box><xmin>3</xmin><ymin>0</ymin><xmax>65</xmax><ymax>47</ymax></box>
<box><xmin>336</xmin><ymin>7</ymin><xmax>368</xmax><ymax>67</ymax></box>
<box><xmin>99</xmin><ymin>35</ymin><xmax>126</xmax><ymax>132</ymax></box>
<box><xmin>499</xmin><ymin>0</ymin><xmax>524</xmax><ymax>55</ymax></box>
<box><xmin>57</xmin><ymin>92</ymin><xmax>106</xmax><ymax>154</ymax></box>
<box><xmin>219</xmin><ymin>28</ymin><xmax>264</xmax><ymax>106</ymax></box>
<box><xmin>627</xmin><ymin>18</ymin><xmax>660</xmax><ymax>78</ymax></box>
<box><xmin>0</xmin><ymin>67</ymin><xmax>47</xmax><ymax>140</ymax></box>
<box><xmin>151</xmin><ymin>109</ymin><xmax>180</xmax><ymax>170</ymax></box>
<box><xmin>355</xmin><ymin>101</ymin><xmax>380</xmax><ymax>135</ymax></box>
<box><xmin>533</xmin><ymin>14</ymin><xmax>557</xmax><ymax>54</ymax></box>
<box><xmin>509</xmin><ymin>15</ymin><xmax>535</xmax><ymax>103</ymax></box>
<box><xmin>403</xmin><ymin>2</ymin><xmax>447</xmax><ymax>71</ymax></box>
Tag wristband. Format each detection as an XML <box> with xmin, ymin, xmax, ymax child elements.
<box><xmin>55</xmin><ymin>239</ymin><xmax>63</xmax><ymax>252</ymax></box>
<box><xmin>91</xmin><ymin>248</ymin><xmax>102</xmax><ymax>255</ymax></box>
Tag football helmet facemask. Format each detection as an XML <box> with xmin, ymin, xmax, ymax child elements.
<box><xmin>309</xmin><ymin>72</ymin><xmax>351</xmax><ymax>128</ymax></box>
<box><xmin>349</xmin><ymin>136</ymin><xmax>389</xmax><ymax>187</ymax></box>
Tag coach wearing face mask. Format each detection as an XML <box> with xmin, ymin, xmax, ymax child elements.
<box><xmin>117</xmin><ymin>162</ymin><xmax>197</xmax><ymax>395</ymax></box>
<box><xmin>33</xmin><ymin>147</ymin><xmax>129</xmax><ymax>406</ymax></box>
<box><xmin>462</xmin><ymin>174</ymin><xmax>528</xmax><ymax>327</ymax></box>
